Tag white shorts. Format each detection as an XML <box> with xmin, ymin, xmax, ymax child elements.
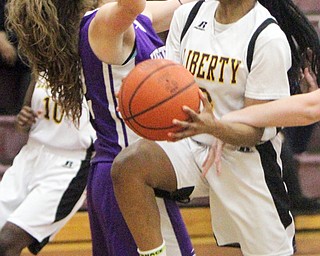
<box><xmin>0</xmin><ymin>139</ymin><xmax>91</xmax><ymax>252</ymax></box>
<box><xmin>157</xmin><ymin>135</ymin><xmax>295</xmax><ymax>256</ymax></box>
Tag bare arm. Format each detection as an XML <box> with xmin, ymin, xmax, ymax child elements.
<box><xmin>223</xmin><ymin>89</ymin><xmax>320</xmax><ymax>127</ymax></box>
<box><xmin>22</xmin><ymin>74</ymin><xmax>37</xmax><ymax>107</ymax></box>
<box><xmin>210</xmin><ymin>96</ymin><xmax>265</xmax><ymax>147</ymax></box>
<box><xmin>144</xmin><ymin>0</ymin><xmax>195</xmax><ymax>33</ymax></box>
<box><xmin>0</xmin><ymin>31</ymin><xmax>17</xmax><ymax>66</ymax></box>
<box><xmin>89</xmin><ymin>0</ymin><xmax>145</xmax><ymax>65</ymax></box>
<box><xmin>15</xmin><ymin>75</ymin><xmax>38</xmax><ymax>133</ymax></box>
<box><xmin>207</xmin><ymin>119</ymin><xmax>264</xmax><ymax>147</ymax></box>
<box><xmin>223</xmin><ymin>67</ymin><xmax>320</xmax><ymax>127</ymax></box>
<box><xmin>169</xmin><ymin>91</ymin><xmax>264</xmax><ymax>147</ymax></box>
<box><xmin>89</xmin><ymin>0</ymin><xmax>195</xmax><ymax>64</ymax></box>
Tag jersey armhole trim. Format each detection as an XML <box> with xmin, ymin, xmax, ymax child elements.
<box><xmin>180</xmin><ymin>0</ymin><xmax>205</xmax><ymax>43</ymax></box>
<box><xmin>246</xmin><ymin>18</ymin><xmax>277</xmax><ymax>72</ymax></box>
<box><xmin>122</xmin><ymin>40</ymin><xmax>137</xmax><ymax>66</ymax></box>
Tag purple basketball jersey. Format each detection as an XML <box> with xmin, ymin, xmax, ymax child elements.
<box><xmin>79</xmin><ymin>10</ymin><xmax>195</xmax><ymax>256</ymax></box>
<box><xmin>79</xmin><ymin>12</ymin><xmax>165</xmax><ymax>163</ymax></box>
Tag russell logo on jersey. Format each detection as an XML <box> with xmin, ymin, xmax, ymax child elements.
<box><xmin>195</xmin><ymin>21</ymin><xmax>208</xmax><ymax>31</ymax></box>
<box><xmin>63</xmin><ymin>161</ymin><xmax>74</xmax><ymax>168</ymax></box>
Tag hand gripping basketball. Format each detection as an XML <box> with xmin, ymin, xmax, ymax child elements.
<box><xmin>118</xmin><ymin>59</ymin><xmax>200</xmax><ymax>141</ymax></box>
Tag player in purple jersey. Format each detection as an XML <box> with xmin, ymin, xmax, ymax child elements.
<box><xmin>6</xmin><ymin>0</ymin><xmax>196</xmax><ymax>255</ymax></box>
<box><xmin>79</xmin><ymin>1</ymin><xmax>197</xmax><ymax>255</ymax></box>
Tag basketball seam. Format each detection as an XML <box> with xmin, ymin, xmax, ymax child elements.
<box><xmin>127</xmin><ymin>62</ymin><xmax>179</xmax><ymax>117</ymax></box>
<box><xmin>119</xmin><ymin>59</ymin><xmax>200</xmax><ymax>140</ymax></box>
<box><xmin>124</xmin><ymin>81</ymin><xmax>197</xmax><ymax>129</ymax></box>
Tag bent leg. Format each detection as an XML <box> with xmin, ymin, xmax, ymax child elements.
<box><xmin>0</xmin><ymin>222</ymin><xmax>34</xmax><ymax>256</ymax></box>
<box><xmin>111</xmin><ymin>140</ymin><xmax>178</xmax><ymax>252</ymax></box>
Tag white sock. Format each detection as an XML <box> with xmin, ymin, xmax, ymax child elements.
<box><xmin>137</xmin><ymin>241</ymin><xmax>166</xmax><ymax>256</ymax></box>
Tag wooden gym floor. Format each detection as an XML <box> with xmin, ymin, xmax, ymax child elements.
<box><xmin>21</xmin><ymin>207</ymin><xmax>320</xmax><ymax>256</ymax></box>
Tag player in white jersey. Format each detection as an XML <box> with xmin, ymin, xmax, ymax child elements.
<box><xmin>111</xmin><ymin>0</ymin><xmax>320</xmax><ymax>255</ymax></box>
<box><xmin>0</xmin><ymin>75</ymin><xmax>96</xmax><ymax>255</ymax></box>
<box><xmin>6</xmin><ymin>1</ymin><xmax>197</xmax><ymax>256</ymax></box>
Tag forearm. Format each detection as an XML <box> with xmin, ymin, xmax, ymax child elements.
<box><xmin>22</xmin><ymin>74</ymin><xmax>37</xmax><ymax>107</ymax></box>
<box><xmin>0</xmin><ymin>32</ymin><xmax>17</xmax><ymax>62</ymax></box>
<box><xmin>0</xmin><ymin>31</ymin><xmax>7</xmax><ymax>47</ymax></box>
<box><xmin>91</xmin><ymin>0</ymin><xmax>145</xmax><ymax>64</ymax></box>
<box><xmin>147</xmin><ymin>0</ymin><xmax>195</xmax><ymax>32</ymax></box>
<box><xmin>96</xmin><ymin>0</ymin><xmax>145</xmax><ymax>32</ymax></box>
<box><xmin>118</xmin><ymin>0</ymin><xmax>146</xmax><ymax>14</ymax></box>
<box><xmin>211</xmin><ymin>119</ymin><xmax>264</xmax><ymax>147</ymax></box>
<box><xmin>223</xmin><ymin>91</ymin><xmax>320</xmax><ymax>127</ymax></box>
<box><xmin>15</xmin><ymin>77</ymin><xmax>37</xmax><ymax>133</ymax></box>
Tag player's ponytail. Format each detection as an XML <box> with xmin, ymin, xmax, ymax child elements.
<box><xmin>258</xmin><ymin>0</ymin><xmax>320</xmax><ymax>93</ymax></box>
<box><xmin>6</xmin><ymin>0</ymin><xmax>94</xmax><ymax>124</ymax></box>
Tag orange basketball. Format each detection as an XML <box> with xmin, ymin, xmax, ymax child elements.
<box><xmin>118</xmin><ymin>59</ymin><xmax>200</xmax><ymax>141</ymax></box>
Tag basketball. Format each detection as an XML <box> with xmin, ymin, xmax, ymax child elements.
<box><xmin>118</xmin><ymin>59</ymin><xmax>200</xmax><ymax>141</ymax></box>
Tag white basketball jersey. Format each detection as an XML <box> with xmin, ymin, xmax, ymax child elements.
<box><xmin>29</xmin><ymin>76</ymin><xmax>96</xmax><ymax>150</ymax></box>
<box><xmin>163</xmin><ymin>4</ymin><xmax>296</xmax><ymax>254</ymax></box>
<box><xmin>167</xmin><ymin>1</ymin><xmax>291</xmax><ymax>120</ymax></box>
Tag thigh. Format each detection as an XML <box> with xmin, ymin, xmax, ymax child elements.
<box><xmin>156</xmin><ymin>138</ymin><xmax>210</xmax><ymax>198</ymax></box>
<box><xmin>0</xmin><ymin>222</ymin><xmax>34</xmax><ymax>250</ymax></box>
<box><xmin>209</xmin><ymin>138</ymin><xmax>295</xmax><ymax>256</ymax></box>
<box><xmin>8</xmin><ymin>154</ymin><xmax>87</xmax><ymax>247</ymax></box>
<box><xmin>0</xmin><ymin>146</ymin><xmax>31</xmax><ymax>229</ymax></box>
<box><xmin>113</xmin><ymin>139</ymin><xmax>179</xmax><ymax>193</ymax></box>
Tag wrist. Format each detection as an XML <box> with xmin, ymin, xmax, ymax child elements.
<box><xmin>209</xmin><ymin>119</ymin><xmax>223</xmax><ymax>137</ymax></box>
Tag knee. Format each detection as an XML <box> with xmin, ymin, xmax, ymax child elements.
<box><xmin>0</xmin><ymin>230</ymin><xmax>18</xmax><ymax>255</ymax></box>
<box><xmin>111</xmin><ymin>140</ymin><xmax>152</xmax><ymax>187</ymax></box>
<box><xmin>0</xmin><ymin>223</ymin><xmax>30</xmax><ymax>255</ymax></box>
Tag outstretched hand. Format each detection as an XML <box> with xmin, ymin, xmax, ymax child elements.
<box><xmin>168</xmin><ymin>90</ymin><xmax>217</xmax><ymax>141</ymax></box>
<box><xmin>300</xmin><ymin>67</ymin><xmax>318</xmax><ymax>93</ymax></box>
<box><xmin>299</xmin><ymin>48</ymin><xmax>319</xmax><ymax>93</ymax></box>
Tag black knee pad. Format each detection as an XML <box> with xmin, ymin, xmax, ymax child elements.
<box><xmin>154</xmin><ymin>186</ymin><xmax>194</xmax><ymax>204</ymax></box>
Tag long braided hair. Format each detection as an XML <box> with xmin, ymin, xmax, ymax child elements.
<box><xmin>258</xmin><ymin>0</ymin><xmax>320</xmax><ymax>94</ymax></box>
<box><xmin>6</xmin><ymin>0</ymin><xmax>95</xmax><ymax>124</ymax></box>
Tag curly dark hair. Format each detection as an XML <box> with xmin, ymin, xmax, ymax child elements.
<box><xmin>6</xmin><ymin>0</ymin><xmax>95</xmax><ymax>123</ymax></box>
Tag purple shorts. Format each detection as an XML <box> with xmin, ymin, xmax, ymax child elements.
<box><xmin>86</xmin><ymin>161</ymin><xmax>195</xmax><ymax>256</ymax></box>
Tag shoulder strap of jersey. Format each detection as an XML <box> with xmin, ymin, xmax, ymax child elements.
<box><xmin>247</xmin><ymin>18</ymin><xmax>282</xmax><ymax>139</ymax></box>
<box><xmin>247</xmin><ymin>18</ymin><xmax>277</xmax><ymax>72</ymax></box>
<box><xmin>180</xmin><ymin>0</ymin><xmax>205</xmax><ymax>43</ymax></box>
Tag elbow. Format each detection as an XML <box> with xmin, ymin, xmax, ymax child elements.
<box><xmin>244</xmin><ymin>136</ymin><xmax>263</xmax><ymax>147</ymax></box>
<box><xmin>301</xmin><ymin>99</ymin><xmax>320</xmax><ymax>125</ymax></box>
<box><xmin>125</xmin><ymin>1</ymin><xmax>146</xmax><ymax>16</ymax></box>
<box><xmin>303</xmin><ymin>110</ymin><xmax>320</xmax><ymax>126</ymax></box>
<box><xmin>297</xmin><ymin>92</ymin><xmax>320</xmax><ymax>125</ymax></box>
<box><xmin>246</xmin><ymin>127</ymin><xmax>264</xmax><ymax>147</ymax></box>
